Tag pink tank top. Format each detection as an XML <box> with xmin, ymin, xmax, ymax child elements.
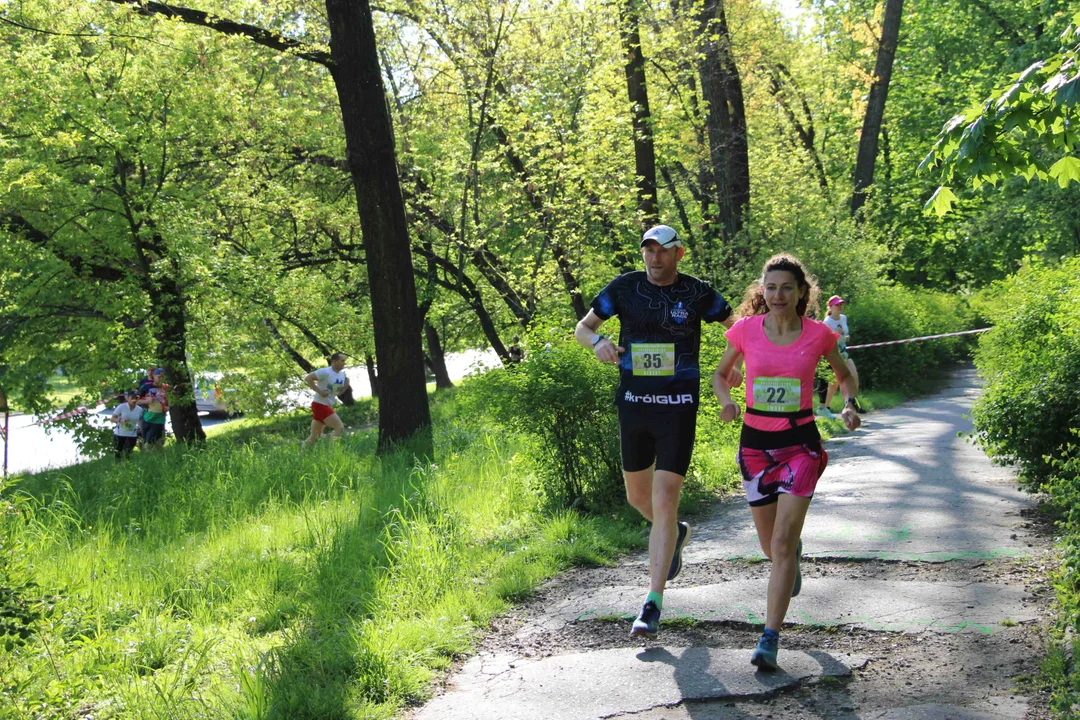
<box><xmin>724</xmin><ymin>315</ymin><xmax>838</xmax><ymax>432</ymax></box>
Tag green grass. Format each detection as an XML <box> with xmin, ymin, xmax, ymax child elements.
<box><xmin>46</xmin><ymin>374</ymin><xmax>87</xmax><ymax>408</ymax></box>
<box><xmin>0</xmin><ymin>368</ymin><xmax>943</xmax><ymax>719</ymax></box>
<box><xmin>0</xmin><ymin>393</ymin><xmax>639</xmax><ymax>719</ymax></box>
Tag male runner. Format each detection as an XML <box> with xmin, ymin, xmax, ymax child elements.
<box><xmin>303</xmin><ymin>352</ymin><xmax>350</xmax><ymax>448</ymax></box>
<box><xmin>574</xmin><ymin>224</ymin><xmax>735</xmax><ymax>639</ymax></box>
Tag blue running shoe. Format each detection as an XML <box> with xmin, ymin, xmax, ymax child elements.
<box><xmin>750</xmin><ymin>632</ymin><xmax>779</xmax><ymax>671</ymax></box>
<box><xmin>667</xmin><ymin>521</ymin><xmax>692</xmax><ymax>581</ymax></box>
<box><xmin>792</xmin><ymin>539</ymin><xmax>803</xmax><ymax>598</ymax></box>
<box><xmin>630</xmin><ymin>600</ymin><xmax>661</xmax><ymax>639</ymax></box>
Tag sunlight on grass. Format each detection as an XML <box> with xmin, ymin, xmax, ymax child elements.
<box><xmin>1</xmin><ymin>395</ymin><xmax>637</xmax><ymax>719</ymax></box>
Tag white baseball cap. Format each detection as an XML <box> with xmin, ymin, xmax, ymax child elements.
<box><xmin>640</xmin><ymin>224</ymin><xmax>682</xmax><ymax>248</ymax></box>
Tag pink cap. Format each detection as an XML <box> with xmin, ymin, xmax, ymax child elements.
<box><xmin>827</xmin><ymin>295</ymin><xmax>845</xmax><ymax>307</ymax></box>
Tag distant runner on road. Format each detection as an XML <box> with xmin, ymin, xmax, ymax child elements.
<box><xmin>822</xmin><ymin>295</ymin><xmax>861</xmax><ymax>416</ymax></box>
<box><xmin>713</xmin><ymin>253</ymin><xmax>859</xmax><ymax>671</ymax></box>
<box><xmin>303</xmin><ymin>353</ymin><xmax>350</xmax><ymax>449</ymax></box>
<box><xmin>575</xmin><ymin>224</ymin><xmax>735</xmax><ymax>640</ymax></box>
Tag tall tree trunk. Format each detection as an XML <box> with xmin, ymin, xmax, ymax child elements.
<box><xmin>365</xmin><ymin>353</ymin><xmax>379</xmax><ymax>399</ymax></box>
<box><xmin>620</xmin><ymin>0</ymin><xmax>659</xmax><ymax>227</ymax></box>
<box><xmin>146</xmin><ymin>271</ymin><xmax>205</xmax><ymax>444</ymax></box>
<box><xmin>850</xmin><ymin>0</ymin><xmax>904</xmax><ymax>218</ymax></box>
<box><xmin>695</xmin><ymin>0</ymin><xmax>750</xmax><ymax>251</ymax></box>
<box><xmin>324</xmin><ymin>0</ymin><xmax>431</xmax><ymax>452</ymax></box>
<box><xmin>424</xmin><ymin>321</ymin><xmax>454</xmax><ymax>390</ymax></box>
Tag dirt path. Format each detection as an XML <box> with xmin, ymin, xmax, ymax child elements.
<box><xmin>414</xmin><ymin>367</ymin><xmax>1057</xmax><ymax>719</ymax></box>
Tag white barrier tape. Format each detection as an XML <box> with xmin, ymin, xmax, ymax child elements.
<box><xmin>847</xmin><ymin>327</ymin><xmax>991</xmax><ymax>350</ymax></box>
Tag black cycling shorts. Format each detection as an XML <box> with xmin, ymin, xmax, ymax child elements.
<box><xmin>618</xmin><ymin>407</ymin><xmax>697</xmax><ymax>477</ymax></box>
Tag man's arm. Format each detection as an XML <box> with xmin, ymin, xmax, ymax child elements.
<box><xmin>574</xmin><ymin>309</ymin><xmax>623</xmax><ymax>363</ymax></box>
<box><xmin>305</xmin><ymin>371</ymin><xmax>330</xmax><ymax>398</ymax></box>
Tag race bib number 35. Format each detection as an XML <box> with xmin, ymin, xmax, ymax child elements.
<box><xmin>752</xmin><ymin>376</ymin><xmax>801</xmax><ymax>413</ymax></box>
<box><xmin>631</xmin><ymin>343</ymin><xmax>675</xmax><ymax>376</ymax></box>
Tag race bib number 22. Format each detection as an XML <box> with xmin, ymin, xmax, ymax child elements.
<box><xmin>752</xmin><ymin>376</ymin><xmax>801</xmax><ymax>413</ymax></box>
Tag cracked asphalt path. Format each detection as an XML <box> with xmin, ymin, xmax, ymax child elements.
<box><xmin>413</xmin><ymin>366</ymin><xmax>1056</xmax><ymax>719</ymax></box>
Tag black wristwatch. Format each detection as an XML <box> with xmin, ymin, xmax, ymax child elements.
<box><xmin>591</xmin><ymin>334</ymin><xmax>605</xmax><ymax>346</ymax></box>
<box><xmin>845</xmin><ymin>397</ymin><xmax>858</xmax><ymax>407</ymax></box>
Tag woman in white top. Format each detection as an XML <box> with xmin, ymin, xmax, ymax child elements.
<box><xmin>822</xmin><ymin>296</ymin><xmax>859</xmax><ymax>415</ymax></box>
<box><xmin>111</xmin><ymin>390</ymin><xmax>144</xmax><ymax>460</ymax></box>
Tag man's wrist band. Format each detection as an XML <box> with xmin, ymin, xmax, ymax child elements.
<box><xmin>845</xmin><ymin>397</ymin><xmax>858</xmax><ymax>406</ymax></box>
<box><xmin>591</xmin><ymin>334</ymin><xmax>605</xmax><ymax>346</ymax></box>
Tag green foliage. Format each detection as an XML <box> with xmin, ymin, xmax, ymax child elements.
<box><xmin>842</xmin><ymin>286</ymin><xmax>975</xmax><ymax>392</ymax></box>
<box><xmin>1049</xmin><ymin>437</ymin><xmax>1080</xmax><ymax>625</ymax></box>
<box><xmin>465</xmin><ymin>325</ymin><xmax>623</xmax><ymax>509</ymax></box>
<box><xmin>970</xmin><ymin>258</ymin><xmax>1080</xmax><ymax>486</ymax></box>
<box><xmin>0</xmin><ymin>390</ymin><xmax>637</xmax><ymax>718</ymax></box>
<box><xmin>1036</xmin><ymin>437</ymin><xmax>1080</xmax><ymax>714</ymax></box>
<box><xmin>921</xmin><ymin>11</ymin><xmax>1080</xmax><ymax>208</ymax></box>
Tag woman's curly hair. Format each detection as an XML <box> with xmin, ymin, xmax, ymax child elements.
<box><xmin>736</xmin><ymin>253</ymin><xmax>821</xmax><ymax>319</ymax></box>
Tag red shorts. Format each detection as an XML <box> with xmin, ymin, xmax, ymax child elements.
<box><xmin>311</xmin><ymin>401</ymin><xmax>337</xmax><ymax>423</ymax></box>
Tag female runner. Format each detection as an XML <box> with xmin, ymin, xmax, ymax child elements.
<box><xmin>713</xmin><ymin>254</ymin><xmax>860</xmax><ymax>671</ymax></box>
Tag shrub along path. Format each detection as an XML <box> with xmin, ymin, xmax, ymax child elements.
<box><xmin>413</xmin><ymin>366</ymin><xmax>1057</xmax><ymax>719</ymax></box>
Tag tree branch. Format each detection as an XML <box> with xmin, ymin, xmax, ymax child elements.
<box><xmin>2</xmin><ymin>212</ymin><xmax>127</xmax><ymax>282</ymax></box>
<box><xmin>103</xmin><ymin>0</ymin><xmax>334</xmax><ymax>66</ymax></box>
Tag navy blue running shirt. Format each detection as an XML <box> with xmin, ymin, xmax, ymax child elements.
<box><xmin>590</xmin><ymin>271</ymin><xmax>732</xmax><ymax>412</ymax></box>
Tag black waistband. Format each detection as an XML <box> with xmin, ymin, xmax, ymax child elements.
<box><xmin>740</xmin><ymin>420</ymin><xmax>822</xmax><ymax>451</ymax></box>
<box><xmin>744</xmin><ymin>407</ymin><xmax>815</xmax><ymax>419</ymax></box>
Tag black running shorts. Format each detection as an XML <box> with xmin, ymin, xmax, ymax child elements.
<box><xmin>617</xmin><ymin>407</ymin><xmax>697</xmax><ymax>477</ymax></box>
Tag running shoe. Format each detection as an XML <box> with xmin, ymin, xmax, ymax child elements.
<box><xmin>750</xmin><ymin>632</ymin><xmax>779</xmax><ymax>671</ymax></box>
<box><xmin>667</xmin><ymin>521</ymin><xmax>692</xmax><ymax>581</ymax></box>
<box><xmin>791</xmin><ymin>539</ymin><xmax>803</xmax><ymax>597</ymax></box>
<box><xmin>815</xmin><ymin>406</ymin><xmax>835</xmax><ymax>419</ymax></box>
<box><xmin>630</xmin><ymin>600</ymin><xmax>661</xmax><ymax>639</ymax></box>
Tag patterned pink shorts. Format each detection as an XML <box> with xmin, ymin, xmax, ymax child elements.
<box><xmin>737</xmin><ymin>443</ymin><xmax>828</xmax><ymax>506</ymax></box>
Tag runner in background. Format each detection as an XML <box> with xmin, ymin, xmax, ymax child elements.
<box><xmin>111</xmin><ymin>390</ymin><xmax>143</xmax><ymax>460</ymax></box>
<box><xmin>303</xmin><ymin>352</ymin><xmax>350</xmax><ymax>449</ymax></box>
<box><xmin>138</xmin><ymin>369</ymin><xmax>168</xmax><ymax>450</ymax></box>
<box><xmin>508</xmin><ymin>336</ymin><xmax>524</xmax><ymax>364</ymax></box>
<box><xmin>822</xmin><ymin>296</ymin><xmax>860</xmax><ymax>416</ymax></box>
<box><xmin>713</xmin><ymin>254</ymin><xmax>859</xmax><ymax>671</ymax></box>
<box><xmin>575</xmin><ymin>224</ymin><xmax>736</xmax><ymax>640</ymax></box>
<box><xmin>135</xmin><ymin>367</ymin><xmax>157</xmax><ymax>446</ymax></box>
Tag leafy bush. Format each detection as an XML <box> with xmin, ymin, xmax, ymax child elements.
<box><xmin>465</xmin><ymin>325</ymin><xmax>622</xmax><ymax>509</ymax></box>
<box><xmin>1049</xmin><ymin>435</ymin><xmax>1080</xmax><ymax>626</ymax></box>
<box><xmin>844</xmin><ymin>286</ymin><xmax>975</xmax><ymax>392</ymax></box>
<box><xmin>970</xmin><ymin>258</ymin><xmax>1080</xmax><ymax>487</ymax></box>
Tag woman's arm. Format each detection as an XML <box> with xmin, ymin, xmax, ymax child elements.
<box><xmin>712</xmin><ymin>344</ymin><xmax>744</xmax><ymax>422</ymax></box>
